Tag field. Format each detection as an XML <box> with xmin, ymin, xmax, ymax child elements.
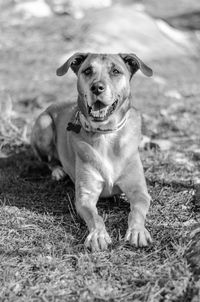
<box><xmin>0</xmin><ymin>1</ymin><xmax>200</xmax><ymax>301</ymax></box>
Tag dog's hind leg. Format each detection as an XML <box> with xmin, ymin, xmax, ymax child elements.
<box><xmin>31</xmin><ymin>112</ymin><xmax>66</xmax><ymax>181</ymax></box>
<box><xmin>50</xmin><ymin>162</ymin><xmax>66</xmax><ymax>181</ymax></box>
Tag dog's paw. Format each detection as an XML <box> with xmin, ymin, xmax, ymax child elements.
<box><xmin>51</xmin><ymin>166</ymin><xmax>66</xmax><ymax>181</ymax></box>
<box><xmin>125</xmin><ymin>227</ymin><xmax>152</xmax><ymax>247</ymax></box>
<box><xmin>85</xmin><ymin>229</ymin><xmax>112</xmax><ymax>252</ymax></box>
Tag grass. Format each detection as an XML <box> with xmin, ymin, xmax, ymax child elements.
<box><xmin>1</xmin><ymin>1</ymin><xmax>200</xmax><ymax>301</ymax></box>
<box><xmin>0</xmin><ymin>167</ymin><xmax>198</xmax><ymax>301</ymax></box>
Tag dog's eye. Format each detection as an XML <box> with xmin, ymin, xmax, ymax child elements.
<box><xmin>83</xmin><ymin>67</ymin><xmax>92</xmax><ymax>76</ymax></box>
<box><xmin>111</xmin><ymin>68</ymin><xmax>121</xmax><ymax>75</ymax></box>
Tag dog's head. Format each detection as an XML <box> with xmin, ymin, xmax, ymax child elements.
<box><xmin>57</xmin><ymin>53</ymin><xmax>152</xmax><ymax>124</ymax></box>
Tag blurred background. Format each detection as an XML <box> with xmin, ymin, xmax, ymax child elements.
<box><xmin>0</xmin><ymin>0</ymin><xmax>200</xmax><ymax>166</ymax></box>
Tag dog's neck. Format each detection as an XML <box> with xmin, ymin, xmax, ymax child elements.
<box><xmin>66</xmin><ymin>99</ymin><xmax>131</xmax><ymax>134</ymax></box>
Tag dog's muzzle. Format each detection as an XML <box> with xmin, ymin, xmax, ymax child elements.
<box><xmin>87</xmin><ymin>100</ymin><xmax>118</xmax><ymax>122</ymax></box>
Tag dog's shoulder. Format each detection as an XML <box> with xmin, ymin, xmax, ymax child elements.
<box><xmin>129</xmin><ymin>106</ymin><xmax>142</xmax><ymax>123</ymax></box>
<box><xmin>114</xmin><ymin>108</ymin><xmax>142</xmax><ymax>156</ymax></box>
<box><xmin>124</xmin><ymin>107</ymin><xmax>142</xmax><ymax>136</ymax></box>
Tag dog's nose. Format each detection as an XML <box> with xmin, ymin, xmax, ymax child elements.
<box><xmin>91</xmin><ymin>82</ymin><xmax>105</xmax><ymax>95</ymax></box>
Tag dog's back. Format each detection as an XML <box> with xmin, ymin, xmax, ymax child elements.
<box><xmin>31</xmin><ymin>102</ymin><xmax>74</xmax><ymax>162</ymax></box>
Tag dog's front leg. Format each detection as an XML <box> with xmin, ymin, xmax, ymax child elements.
<box><xmin>118</xmin><ymin>153</ymin><xmax>152</xmax><ymax>247</ymax></box>
<box><xmin>75</xmin><ymin>157</ymin><xmax>112</xmax><ymax>251</ymax></box>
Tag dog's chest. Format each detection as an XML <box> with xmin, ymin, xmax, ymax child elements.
<box><xmin>91</xmin><ymin>131</ymin><xmax>136</xmax><ymax>178</ymax></box>
<box><xmin>93</xmin><ymin>133</ymin><xmax>137</xmax><ymax>196</ymax></box>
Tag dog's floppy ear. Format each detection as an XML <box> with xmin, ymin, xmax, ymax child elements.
<box><xmin>56</xmin><ymin>53</ymin><xmax>89</xmax><ymax>76</ymax></box>
<box><xmin>119</xmin><ymin>53</ymin><xmax>153</xmax><ymax>78</ymax></box>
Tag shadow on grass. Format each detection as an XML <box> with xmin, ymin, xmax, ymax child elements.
<box><xmin>0</xmin><ymin>148</ymin><xmax>73</xmax><ymax>214</ymax></box>
<box><xmin>0</xmin><ymin>147</ymin><xmax>131</xmax><ymax>244</ymax></box>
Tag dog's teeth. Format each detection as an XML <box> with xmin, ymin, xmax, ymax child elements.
<box><xmin>99</xmin><ymin>108</ymin><xmax>107</xmax><ymax>117</ymax></box>
<box><xmin>91</xmin><ymin>111</ymin><xmax>98</xmax><ymax>117</ymax></box>
<box><xmin>90</xmin><ymin>100</ymin><xmax>118</xmax><ymax>119</ymax></box>
<box><xmin>91</xmin><ymin>107</ymin><xmax>108</xmax><ymax>118</ymax></box>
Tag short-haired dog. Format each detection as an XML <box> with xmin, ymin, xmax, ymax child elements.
<box><xmin>31</xmin><ymin>53</ymin><xmax>153</xmax><ymax>251</ymax></box>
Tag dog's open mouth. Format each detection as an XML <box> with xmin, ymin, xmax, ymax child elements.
<box><xmin>88</xmin><ymin>100</ymin><xmax>118</xmax><ymax>122</ymax></box>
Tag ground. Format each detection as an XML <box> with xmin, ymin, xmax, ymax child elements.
<box><xmin>0</xmin><ymin>1</ymin><xmax>200</xmax><ymax>301</ymax></box>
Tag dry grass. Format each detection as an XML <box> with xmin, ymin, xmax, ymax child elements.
<box><xmin>1</xmin><ymin>1</ymin><xmax>200</xmax><ymax>301</ymax></box>
<box><xmin>0</xmin><ymin>165</ymin><xmax>197</xmax><ymax>301</ymax></box>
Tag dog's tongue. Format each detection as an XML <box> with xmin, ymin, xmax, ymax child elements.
<box><xmin>92</xmin><ymin>101</ymin><xmax>106</xmax><ymax>112</ymax></box>
<box><xmin>90</xmin><ymin>101</ymin><xmax>108</xmax><ymax>118</ymax></box>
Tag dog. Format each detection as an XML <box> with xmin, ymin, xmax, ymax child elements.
<box><xmin>31</xmin><ymin>52</ymin><xmax>153</xmax><ymax>251</ymax></box>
